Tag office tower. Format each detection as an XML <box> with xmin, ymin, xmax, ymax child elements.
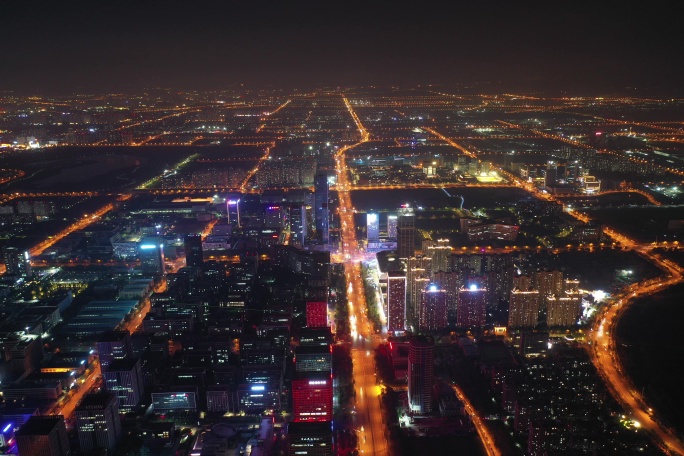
<box><xmin>408</xmin><ymin>336</ymin><xmax>435</xmax><ymax>414</ymax></box>
<box><xmin>75</xmin><ymin>392</ymin><xmax>122</xmax><ymax>455</ymax></box>
<box><xmin>546</xmin><ymin>290</ymin><xmax>582</xmax><ymax>327</ymax></box>
<box><xmin>366</xmin><ymin>212</ymin><xmax>379</xmax><ymax>242</ymax></box>
<box><xmin>15</xmin><ymin>416</ymin><xmax>70</xmax><ymax>456</ymax></box>
<box><xmin>295</xmin><ymin>345</ymin><xmax>332</xmax><ymax>373</ymax></box>
<box><xmin>97</xmin><ymin>331</ymin><xmax>132</xmax><ymax>370</ymax></box>
<box><xmin>387</xmin><ymin>214</ymin><xmax>398</xmax><ymax>239</ymax></box>
<box><xmin>422</xmin><ymin>239</ymin><xmax>451</xmax><ymax>273</ymax></box>
<box><xmin>226</xmin><ymin>197</ymin><xmax>241</xmax><ymax>227</ymax></box>
<box><xmin>289</xmin><ymin>204</ymin><xmax>314</xmax><ymax>246</ymax></box>
<box><xmin>287</xmin><ymin>422</ymin><xmax>333</xmax><ymax>456</ymax></box>
<box><xmin>184</xmin><ymin>234</ymin><xmax>203</xmax><ymax>268</ymax></box>
<box><xmin>419</xmin><ymin>285</ymin><xmax>448</xmax><ymax>331</ymax></box>
<box><xmin>433</xmin><ymin>271</ymin><xmax>460</xmax><ymax>314</ymax></box>
<box><xmin>305</xmin><ymin>301</ymin><xmax>328</xmax><ymax>328</ymax></box>
<box><xmin>264</xmin><ymin>205</ymin><xmax>283</xmax><ymax>228</ymax></box>
<box><xmin>291</xmin><ymin>373</ymin><xmax>333</xmax><ymax>422</ymax></box>
<box><xmin>457</xmin><ymin>285</ymin><xmax>488</xmax><ymax>328</ymax></box>
<box><xmin>139</xmin><ymin>238</ymin><xmax>165</xmax><ymax>275</ymax></box>
<box><xmin>508</xmin><ymin>289</ymin><xmax>541</xmax><ymax>328</ymax></box>
<box><xmin>2</xmin><ymin>246</ymin><xmax>32</xmax><ymax>278</ymax></box>
<box><xmin>397</xmin><ymin>206</ymin><xmax>416</xmax><ymax>259</ymax></box>
<box><xmin>314</xmin><ymin>171</ymin><xmax>329</xmax><ymax>244</ymax></box>
<box><xmin>103</xmin><ymin>358</ymin><xmax>145</xmax><ymax>409</ymax></box>
<box><xmin>544</xmin><ymin>161</ymin><xmax>558</xmax><ymax>188</ymax></box>
<box><xmin>386</xmin><ymin>272</ymin><xmax>407</xmax><ymax>332</ymax></box>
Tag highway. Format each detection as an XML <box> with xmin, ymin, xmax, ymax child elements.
<box><xmin>589</xmin><ymin>248</ymin><xmax>684</xmax><ymax>455</ymax></box>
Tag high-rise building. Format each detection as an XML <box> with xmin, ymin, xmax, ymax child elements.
<box><xmin>184</xmin><ymin>234</ymin><xmax>203</xmax><ymax>268</ymax></box>
<box><xmin>289</xmin><ymin>204</ymin><xmax>315</xmax><ymax>246</ymax></box>
<box><xmin>544</xmin><ymin>161</ymin><xmax>558</xmax><ymax>189</ymax></box>
<box><xmin>513</xmin><ymin>274</ymin><xmax>534</xmax><ymax>291</ymax></box>
<box><xmin>314</xmin><ymin>171</ymin><xmax>329</xmax><ymax>244</ymax></box>
<box><xmin>546</xmin><ymin>290</ymin><xmax>582</xmax><ymax>327</ymax></box>
<box><xmin>387</xmin><ymin>214</ymin><xmax>398</xmax><ymax>239</ymax></box>
<box><xmin>264</xmin><ymin>205</ymin><xmax>283</xmax><ymax>228</ymax></box>
<box><xmin>15</xmin><ymin>416</ymin><xmax>70</xmax><ymax>456</ymax></box>
<box><xmin>103</xmin><ymin>358</ymin><xmax>145</xmax><ymax>409</ymax></box>
<box><xmin>295</xmin><ymin>345</ymin><xmax>332</xmax><ymax>373</ymax></box>
<box><xmin>433</xmin><ymin>271</ymin><xmax>460</xmax><ymax>315</ymax></box>
<box><xmin>457</xmin><ymin>285</ymin><xmax>488</xmax><ymax>328</ymax></box>
<box><xmin>305</xmin><ymin>301</ymin><xmax>328</xmax><ymax>328</ymax></box>
<box><xmin>75</xmin><ymin>392</ymin><xmax>122</xmax><ymax>455</ymax></box>
<box><xmin>397</xmin><ymin>206</ymin><xmax>416</xmax><ymax>259</ymax></box>
<box><xmin>386</xmin><ymin>272</ymin><xmax>407</xmax><ymax>333</ymax></box>
<box><xmin>422</xmin><ymin>239</ymin><xmax>451</xmax><ymax>273</ymax></box>
<box><xmin>408</xmin><ymin>336</ymin><xmax>434</xmax><ymax>414</ymax></box>
<box><xmin>366</xmin><ymin>212</ymin><xmax>379</xmax><ymax>242</ymax></box>
<box><xmin>534</xmin><ymin>270</ymin><xmax>563</xmax><ymax>296</ymax></box>
<box><xmin>508</xmin><ymin>289</ymin><xmax>540</xmax><ymax>328</ymax></box>
<box><xmin>419</xmin><ymin>285</ymin><xmax>448</xmax><ymax>331</ymax></box>
<box><xmin>2</xmin><ymin>246</ymin><xmax>32</xmax><ymax>278</ymax></box>
<box><xmin>287</xmin><ymin>422</ymin><xmax>333</xmax><ymax>456</ymax></box>
<box><xmin>97</xmin><ymin>331</ymin><xmax>133</xmax><ymax>370</ymax></box>
<box><xmin>291</xmin><ymin>373</ymin><xmax>333</xmax><ymax>422</ymax></box>
<box><xmin>139</xmin><ymin>238</ymin><xmax>165</xmax><ymax>275</ymax></box>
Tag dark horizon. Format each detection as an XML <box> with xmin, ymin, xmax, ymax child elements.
<box><xmin>1</xmin><ymin>0</ymin><xmax>682</xmax><ymax>95</ymax></box>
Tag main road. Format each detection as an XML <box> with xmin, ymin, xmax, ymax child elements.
<box><xmin>589</xmin><ymin>247</ymin><xmax>684</xmax><ymax>455</ymax></box>
<box><xmin>338</xmin><ymin>96</ymin><xmax>389</xmax><ymax>455</ymax></box>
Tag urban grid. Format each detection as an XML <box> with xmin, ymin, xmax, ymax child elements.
<box><xmin>1</xmin><ymin>2</ymin><xmax>683</xmax><ymax>456</ymax></box>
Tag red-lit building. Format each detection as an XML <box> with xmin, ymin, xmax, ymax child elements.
<box><xmin>305</xmin><ymin>301</ymin><xmax>328</xmax><ymax>328</ymax></box>
<box><xmin>419</xmin><ymin>285</ymin><xmax>448</xmax><ymax>331</ymax></box>
<box><xmin>386</xmin><ymin>272</ymin><xmax>406</xmax><ymax>332</ymax></box>
<box><xmin>457</xmin><ymin>285</ymin><xmax>488</xmax><ymax>328</ymax></box>
<box><xmin>292</xmin><ymin>373</ymin><xmax>333</xmax><ymax>422</ymax></box>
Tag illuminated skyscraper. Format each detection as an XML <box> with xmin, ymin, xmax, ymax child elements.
<box><xmin>75</xmin><ymin>392</ymin><xmax>122</xmax><ymax>455</ymax></box>
<box><xmin>397</xmin><ymin>206</ymin><xmax>415</xmax><ymax>259</ymax></box>
<box><xmin>305</xmin><ymin>301</ymin><xmax>328</xmax><ymax>328</ymax></box>
<box><xmin>457</xmin><ymin>285</ymin><xmax>488</xmax><ymax>328</ymax></box>
<box><xmin>103</xmin><ymin>358</ymin><xmax>145</xmax><ymax>410</ymax></box>
<box><xmin>508</xmin><ymin>289</ymin><xmax>540</xmax><ymax>328</ymax></box>
<box><xmin>386</xmin><ymin>272</ymin><xmax>407</xmax><ymax>332</ymax></box>
<box><xmin>408</xmin><ymin>336</ymin><xmax>434</xmax><ymax>414</ymax></box>
<box><xmin>419</xmin><ymin>285</ymin><xmax>448</xmax><ymax>331</ymax></box>
<box><xmin>184</xmin><ymin>234</ymin><xmax>203</xmax><ymax>268</ymax></box>
<box><xmin>139</xmin><ymin>238</ymin><xmax>164</xmax><ymax>275</ymax></box>
<box><xmin>314</xmin><ymin>171</ymin><xmax>329</xmax><ymax>244</ymax></box>
<box><xmin>291</xmin><ymin>373</ymin><xmax>333</xmax><ymax>422</ymax></box>
<box><xmin>534</xmin><ymin>270</ymin><xmax>563</xmax><ymax>308</ymax></box>
<box><xmin>366</xmin><ymin>212</ymin><xmax>379</xmax><ymax>242</ymax></box>
<box><xmin>546</xmin><ymin>290</ymin><xmax>582</xmax><ymax>327</ymax></box>
<box><xmin>387</xmin><ymin>214</ymin><xmax>398</xmax><ymax>239</ymax></box>
<box><xmin>2</xmin><ymin>246</ymin><xmax>32</xmax><ymax>278</ymax></box>
<box><xmin>422</xmin><ymin>238</ymin><xmax>451</xmax><ymax>273</ymax></box>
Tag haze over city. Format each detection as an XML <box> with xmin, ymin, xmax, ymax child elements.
<box><xmin>0</xmin><ymin>1</ymin><xmax>683</xmax><ymax>456</ymax></box>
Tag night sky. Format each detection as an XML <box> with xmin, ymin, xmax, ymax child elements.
<box><xmin>1</xmin><ymin>0</ymin><xmax>682</xmax><ymax>94</ymax></box>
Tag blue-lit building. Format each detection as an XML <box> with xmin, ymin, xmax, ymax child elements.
<box><xmin>139</xmin><ymin>238</ymin><xmax>165</xmax><ymax>276</ymax></box>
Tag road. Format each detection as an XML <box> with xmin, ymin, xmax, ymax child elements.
<box><xmin>589</xmin><ymin>248</ymin><xmax>684</xmax><ymax>455</ymax></box>
<box><xmin>338</xmin><ymin>96</ymin><xmax>388</xmax><ymax>455</ymax></box>
<box><xmin>452</xmin><ymin>385</ymin><xmax>501</xmax><ymax>456</ymax></box>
